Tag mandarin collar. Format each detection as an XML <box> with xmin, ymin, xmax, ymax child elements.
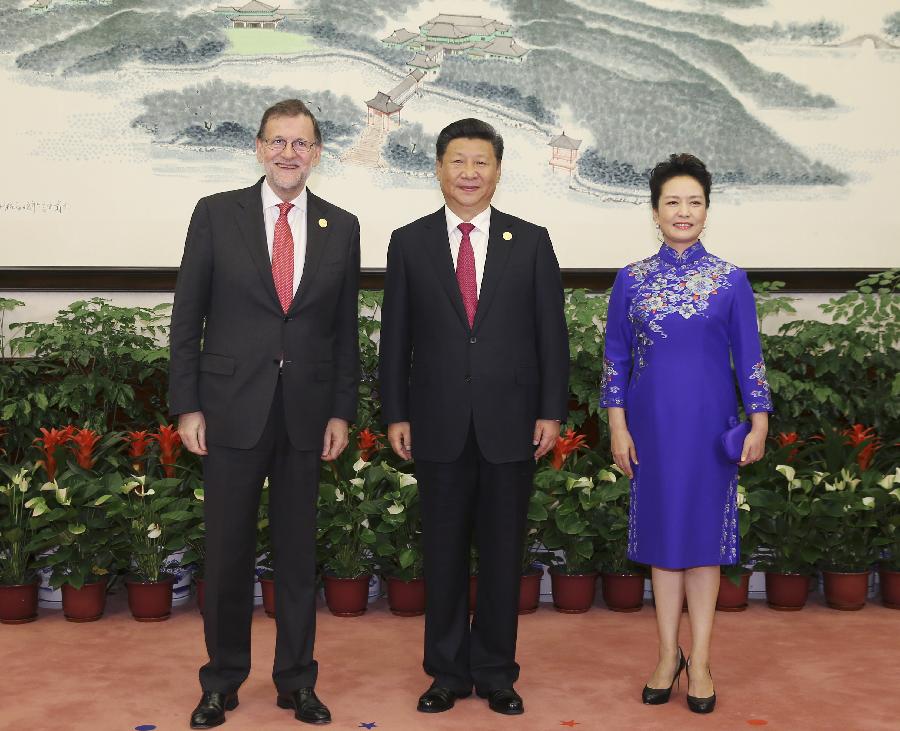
<box><xmin>658</xmin><ymin>240</ymin><xmax>705</xmax><ymax>265</ymax></box>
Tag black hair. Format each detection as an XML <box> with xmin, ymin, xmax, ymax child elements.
<box><xmin>435</xmin><ymin>118</ymin><xmax>504</xmax><ymax>162</ymax></box>
<box><xmin>649</xmin><ymin>153</ymin><xmax>711</xmax><ymax>209</ymax></box>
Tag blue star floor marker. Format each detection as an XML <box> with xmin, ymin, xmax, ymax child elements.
<box><xmin>359</xmin><ymin>723</ymin><xmax>378</xmax><ymax>729</ymax></box>
<box><xmin>135</xmin><ymin>725</ymin><xmax>157</xmax><ymax>731</ymax></box>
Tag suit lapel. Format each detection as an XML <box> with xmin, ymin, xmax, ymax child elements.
<box><xmin>291</xmin><ymin>189</ymin><xmax>330</xmax><ymax>313</ymax></box>
<box><xmin>424</xmin><ymin>208</ymin><xmax>470</xmax><ymax>331</ymax></box>
<box><xmin>473</xmin><ymin>207</ymin><xmax>514</xmax><ymax>333</ymax></box>
<box><xmin>235</xmin><ymin>177</ymin><xmax>281</xmax><ymax>309</ymax></box>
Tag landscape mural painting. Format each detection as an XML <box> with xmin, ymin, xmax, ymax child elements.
<box><xmin>1</xmin><ymin>0</ymin><xmax>898</xmax><ymax>270</ymax></box>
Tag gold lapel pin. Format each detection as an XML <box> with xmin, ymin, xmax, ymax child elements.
<box><xmin>318</xmin><ymin>218</ymin><xmax>328</xmax><ymax>228</ymax></box>
<box><xmin>502</xmin><ymin>231</ymin><xmax>513</xmax><ymax>241</ymax></box>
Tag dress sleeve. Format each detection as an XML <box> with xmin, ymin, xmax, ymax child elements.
<box><xmin>729</xmin><ymin>270</ymin><xmax>773</xmax><ymax>413</ymax></box>
<box><xmin>599</xmin><ymin>269</ymin><xmax>633</xmax><ymax>408</ymax></box>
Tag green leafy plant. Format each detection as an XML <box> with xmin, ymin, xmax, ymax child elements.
<box><xmin>9</xmin><ymin>298</ymin><xmax>171</xmax><ymax>435</ymax></box>
<box><xmin>109</xmin><ymin>475</ymin><xmax>192</xmax><ymax>582</ymax></box>
<box><xmin>0</xmin><ymin>465</ymin><xmax>39</xmax><ymax>585</ymax></box>
<box><xmin>26</xmin><ymin>470</ymin><xmax>125</xmax><ymax>590</ymax></box>
<box><xmin>592</xmin><ymin>467</ymin><xmax>642</xmax><ymax>575</ymax></box>
<box><xmin>564</xmin><ymin>288</ymin><xmax>609</xmax><ymax>431</ymax></box>
<box><xmin>316</xmin><ymin>455</ymin><xmax>381</xmax><ymax>579</ymax></box>
<box><xmin>371</xmin><ymin>463</ymin><xmax>423</xmax><ymax>582</ymax></box>
<box><xmin>873</xmin><ymin>468</ymin><xmax>900</xmax><ymax>570</ymax></box>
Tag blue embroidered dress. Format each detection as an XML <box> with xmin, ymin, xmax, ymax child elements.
<box><xmin>600</xmin><ymin>242</ymin><xmax>772</xmax><ymax>569</ymax></box>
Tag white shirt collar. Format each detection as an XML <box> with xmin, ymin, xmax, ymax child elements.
<box><xmin>262</xmin><ymin>178</ymin><xmax>307</xmax><ymax>213</ymax></box>
<box><xmin>445</xmin><ymin>205</ymin><xmax>491</xmax><ymax>237</ymax></box>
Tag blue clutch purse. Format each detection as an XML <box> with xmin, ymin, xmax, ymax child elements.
<box><xmin>722</xmin><ymin>416</ymin><xmax>751</xmax><ymax>463</ymax></box>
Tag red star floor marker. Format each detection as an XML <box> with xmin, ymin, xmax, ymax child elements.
<box><xmin>560</xmin><ymin>722</ymin><xmax>580</xmax><ymax>728</ymax></box>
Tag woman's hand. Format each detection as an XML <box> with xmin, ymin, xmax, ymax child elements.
<box><xmin>739</xmin><ymin>412</ymin><xmax>769</xmax><ymax>466</ymax></box>
<box><xmin>608</xmin><ymin>408</ymin><xmax>638</xmax><ymax>478</ymax></box>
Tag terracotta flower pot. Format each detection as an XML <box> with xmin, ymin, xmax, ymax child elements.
<box><xmin>518</xmin><ymin>565</ymin><xmax>543</xmax><ymax>614</ymax></box>
<box><xmin>716</xmin><ymin>568</ymin><xmax>751</xmax><ymax>612</ymax></box>
<box><xmin>879</xmin><ymin>566</ymin><xmax>900</xmax><ymax>609</ymax></box>
<box><xmin>549</xmin><ymin>567</ymin><xmax>598</xmax><ymax>613</ymax></box>
<box><xmin>469</xmin><ymin>574</ymin><xmax>478</xmax><ymax>613</ymax></box>
<box><xmin>765</xmin><ymin>572</ymin><xmax>810</xmax><ymax>611</ymax></box>
<box><xmin>125</xmin><ymin>574</ymin><xmax>175</xmax><ymax>622</ymax></box>
<box><xmin>196</xmin><ymin>577</ymin><xmax>205</xmax><ymax>613</ymax></box>
<box><xmin>386</xmin><ymin>576</ymin><xmax>425</xmax><ymax>616</ymax></box>
<box><xmin>62</xmin><ymin>577</ymin><xmax>108</xmax><ymax>622</ymax></box>
<box><xmin>0</xmin><ymin>580</ymin><xmax>39</xmax><ymax>624</ymax></box>
<box><xmin>323</xmin><ymin>574</ymin><xmax>370</xmax><ymax>617</ymax></box>
<box><xmin>260</xmin><ymin>576</ymin><xmax>276</xmax><ymax>618</ymax></box>
<box><xmin>822</xmin><ymin>569</ymin><xmax>870</xmax><ymax>611</ymax></box>
<box><xmin>601</xmin><ymin>572</ymin><xmax>644</xmax><ymax>612</ymax></box>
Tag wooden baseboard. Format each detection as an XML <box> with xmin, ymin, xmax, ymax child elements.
<box><xmin>0</xmin><ymin>267</ymin><xmax>885</xmax><ymax>292</ymax></box>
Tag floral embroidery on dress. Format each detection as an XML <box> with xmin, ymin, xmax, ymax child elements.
<box><xmin>602</xmin><ymin>357</ymin><xmax>624</xmax><ymax>406</ymax></box>
<box><xmin>719</xmin><ymin>472</ymin><xmax>739</xmax><ymax>563</ymax></box>
<box><xmin>623</xmin><ymin>247</ymin><xmax>736</xmax><ymax>378</ymax></box>
<box><xmin>627</xmin><ymin>471</ymin><xmax>639</xmax><ymax>557</ymax></box>
<box><xmin>747</xmin><ymin>360</ymin><xmax>773</xmax><ymax>411</ymax></box>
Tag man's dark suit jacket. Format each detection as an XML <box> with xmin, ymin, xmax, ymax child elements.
<box><xmin>169</xmin><ymin>177</ymin><xmax>360</xmax><ymax>450</ymax></box>
<box><xmin>379</xmin><ymin>207</ymin><xmax>569</xmax><ymax>464</ymax></box>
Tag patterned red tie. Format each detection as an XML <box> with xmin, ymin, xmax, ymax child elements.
<box><xmin>456</xmin><ymin>222</ymin><xmax>478</xmax><ymax>328</ymax></box>
<box><xmin>272</xmin><ymin>202</ymin><xmax>294</xmax><ymax>313</ymax></box>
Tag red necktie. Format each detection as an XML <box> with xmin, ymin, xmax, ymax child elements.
<box><xmin>272</xmin><ymin>202</ymin><xmax>294</xmax><ymax>313</ymax></box>
<box><xmin>456</xmin><ymin>222</ymin><xmax>478</xmax><ymax>328</ymax></box>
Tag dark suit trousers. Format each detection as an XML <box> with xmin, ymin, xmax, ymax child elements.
<box><xmin>199</xmin><ymin>378</ymin><xmax>319</xmax><ymax>694</ymax></box>
<box><xmin>416</xmin><ymin>423</ymin><xmax>535</xmax><ymax>693</ymax></box>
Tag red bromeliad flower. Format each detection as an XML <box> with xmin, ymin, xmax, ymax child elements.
<box><xmin>843</xmin><ymin>424</ymin><xmax>882</xmax><ymax>471</ymax></box>
<box><xmin>357</xmin><ymin>428</ymin><xmax>384</xmax><ymax>461</ymax></box>
<box><xmin>152</xmin><ymin>424</ymin><xmax>182</xmax><ymax>478</ymax></box>
<box><xmin>549</xmin><ymin>428</ymin><xmax>588</xmax><ymax>470</ymax></box>
<box><xmin>69</xmin><ymin>428</ymin><xmax>101</xmax><ymax>470</ymax></box>
<box><xmin>124</xmin><ymin>430</ymin><xmax>152</xmax><ymax>474</ymax></box>
<box><xmin>774</xmin><ymin>432</ymin><xmax>802</xmax><ymax>462</ymax></box>
<box><xmin>33</xmin><ymin>426</ymin><xmax>75</xmax><ymax>481</ymax></box>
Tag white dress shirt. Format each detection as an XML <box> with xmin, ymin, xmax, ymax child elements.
<box><xmin>445</xmin><ymin>205</ymin><xmax>490</xmax><ymax>297</ymax></box>
<box><xmin>261</xmin><ymin>180</ymin><xmax>307</xmax><ymax>297</ymax></box>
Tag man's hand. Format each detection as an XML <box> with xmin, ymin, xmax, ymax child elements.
<box><xmin>533</xmin><ymin>419</ymin><xmax>561</xmax><ymax>460</ymax></box>
<box><xmin>178</xmin><ymin>411</ymin><xmax>208</xmax><ymax>456</ymax></box>
<box><xmin>322</xmin><ymin>418</ymin><xmax>349</xmax><ymax>461</ymax></box>
<box><xmin>387</xmin><ymin>422</ymin><xmax>412</xmax><ymax>461</ymax></box>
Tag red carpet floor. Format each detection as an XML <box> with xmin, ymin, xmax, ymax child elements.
<box><xmin>2</xmin><ymin>591</ymin><xmax>898</xmax><ymax>731</ymax></box>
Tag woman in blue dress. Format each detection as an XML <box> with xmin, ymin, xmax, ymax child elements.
<box><xmin>600</xmin><ymin>154</ymin><xmax>772</xmax><ymax>714</ymax></box>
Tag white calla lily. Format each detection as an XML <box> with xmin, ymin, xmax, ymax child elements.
<box><xmin>399</xmin><ymin>473</ymin><xmax>417</xmax><ymax>487</ymax></box>
<box><xmin>387</xmin><ymin>503</ymin><xmax>404</xmax><ymax>515</ymax></box>
<box><xmin>334</xmin><ymin>488</ymin><xmax>345</xmax><ymax>502</ymax></box>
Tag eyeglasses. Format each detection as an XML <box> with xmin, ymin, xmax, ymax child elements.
<box><xmin>263</xmin><ymin>137</ymin><xmax>318</xmax><ymax>154</ymax></box>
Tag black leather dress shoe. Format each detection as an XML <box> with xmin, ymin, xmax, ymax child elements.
<box><xmin>190</xmin><ymin>691</ymin><xmax>238</xmax><ymax>729</ymax></box>
<box><xmin>276</xmin><ymin>687</ymin><xmax>332</xmax><ymax>725</ymax></box>
<box><xmin>477</xmin><ymin>687</ymin><xmax>524</xmax><ymax>715</ymax></box>
<box><xmin>416</xmin><ymin>684</ymin><xmax>472</xmax><ymax>713</ymax></box>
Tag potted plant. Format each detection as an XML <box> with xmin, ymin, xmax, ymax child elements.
<box><xmin>0</xmin><ymin>466</ymin><xmax>40</xmax><ymax>623</ymax></box>
<box><xmin>873</xmin><ymin>467</ymin><xmax>900</xmax><ymax>609</ymax></box>
<box><xmin>180</xmin><ymin>485</ymin><xmax>206</xmax><ymax>612</ymax></box>
<box><xmin>519</xmin><ymin>484</ymin><xmax>554</xmax><ymax>614</ymax></box>
<box><xmin>317</xmin><ymin>455</ymin><xmax>379</xmax><ymax>616</ymax></box>
<box><xmin>593</xmin><ymin>468</ymin><xmax>645</xmax><ymax>612</ymax></box>
<box><xmin>537</xmin><ymin>466</ymin><xmax>602</xmax><ymax>613</ymax></box>
<box><xmin>749</xmin><ymin>463</ymin><xmax>822</xmax><ymax>610</ymax></box>
<box><xmin>371</xmin><ymin>463</ymin><xmax>425</xmax><ymax>616</ymax></box>
<box><xmin>255</xmin><ymin>479</ymin><xmax>275</xmax><ymax>617</ymax></box>
<box><xmin>814</xmin><ymin>469</ymin><xmax>881</xmax><ymax>610</ymax></box>
<box><xmin>27</xmin><ymin>469</ymin><xmax>124</xmax><ymax>621</ymax></box>
<box><xmin>110</xmin><ymin>474</ymin><xmax>192</xmax><ymax>621</ymax></box>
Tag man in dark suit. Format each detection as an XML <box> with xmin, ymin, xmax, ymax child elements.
<box><xmin>169</xmin><ymin>99</ymin><xmax>359</xmax><ymax>728</ymax></box>
<box><xmin>379</xmin><ymin>118</ymin><xmax>569</xmax><ymax>716</ymax></box>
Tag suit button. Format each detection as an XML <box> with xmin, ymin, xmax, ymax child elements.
<box><xmin>469</xmin><ymin>337</ymin><xmax>477</xmax><ymax>344</ymax></box>
<box><xmin>464</xmin><ymin>375</ymin><xmax>471</xmax><ymax>383</ymax></box>
<box><xmin>283</xmin><ymin>315</ymin><xmax>291</xmax><ymax>322</ymax></box>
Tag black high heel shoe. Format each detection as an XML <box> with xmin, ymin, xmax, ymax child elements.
<box><xmin>642</xmin><ymin>647</ymin><xmax>686</xmax><ymax>705</ymax></box>
<box><xmin>686</xmin><ymin>659</ymin><xmax>716</xmax><ymax>714</ymax></box>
